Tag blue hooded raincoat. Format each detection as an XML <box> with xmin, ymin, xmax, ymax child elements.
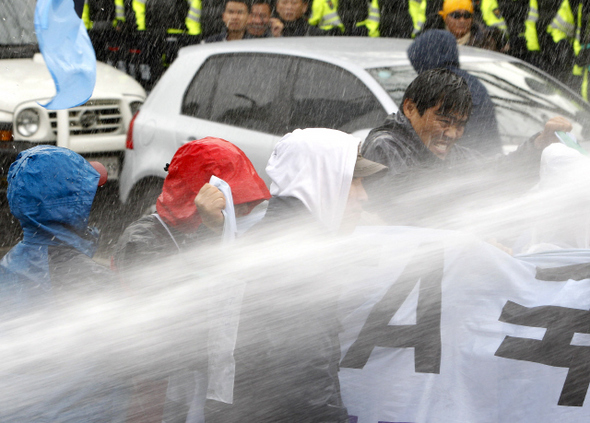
<box><xmin>0</xmin><ymin>146</ymin><xmax>126</xmax><ymax>422</ymax></box>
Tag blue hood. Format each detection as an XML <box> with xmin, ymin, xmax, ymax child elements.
<box><xmin>408</xmin><ymin>30</ymin><xmax>460</xmax><ymax>74</ymax></box>
<box><xmin>1</xmin><ymin>146</ymin><xmax>100</xmax><ymax>290</ymax></box>
<box><xmin>7</xmin><ymin>145</ymin><xmax>99</xmax><ymax>248</ymax></box>
<box><xmin>407</xmin><ymin>29</ymin><xmax>487</xmax><ymax>108</ymax></box>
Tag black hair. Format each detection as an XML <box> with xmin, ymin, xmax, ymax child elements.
<box><xmin>225</xmin><ymin>0</ymin><xmax>251</xmax><ymax>12</ymax></box>
<box><xmin>402</xmin><ymin>68</ymin><xmax>472</xmax><ymax>118</ymax></box>
<box><xmin>251</xmin><ymin>0</ymin><xmax>271</xmax><ymax>6</ymax></box>
<box><xmin>251</xmin><ymin>0</ymin><xmax>273</xmax><ymax>12</ymax></box>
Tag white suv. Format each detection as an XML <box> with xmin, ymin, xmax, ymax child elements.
<box><xmin>121</xmin><ymin>37</ymin><xmax>590</xmax><ymax>213</ymax></box>
<box><xmin>0</xmin><ymin>0</ymin><xmax>146</xmax><ymax>193</ymax></box>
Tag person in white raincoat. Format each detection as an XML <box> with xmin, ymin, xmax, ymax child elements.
<box><xmin>204</xmin><ymin>128</ymin><xmax>386</xmax><ymax>423</ymax></box>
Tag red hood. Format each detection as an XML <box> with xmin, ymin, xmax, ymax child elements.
<box><xmin>156</xmin><ymin>137</ymin><xmax>271</xmax><ymax>232</ymax></box>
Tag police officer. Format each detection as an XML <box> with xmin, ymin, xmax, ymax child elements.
<box><xmin>82</xmin><ymin>0</ymin><xmax>134</xmax><ymax>63</ymax></box>
<box><xmin>132</xmin><ymin>0</ymin><xmax>202</xmax><ymax>35</ymax></box>
<box><xmin>308</xmin><ymin>0</ymin><xmax>379</xmax><ymax>36</ymax></box>
<box><xmin>479</xmin><ymin>0</ymin><xmax>565</xmax><ymax>75</ymax></box>
<box><xmin>128</xmin><ymin>0</ymin><xmax>202</xmax><ymax>90</ymax></box>
<box><xmin>546</xmin><ymin>0</ymin><xmax>590</xmax><ymax>98</ymax></box>
<box><xmin>308</xmin><ymin>0</ymin><xmax>429</xmax><ymax>38</ymax></box>
<box><xmin>82</xmin><ymin>0</ymin><xmax>126</xmax><ymax>31</ymax></box>
<box><xmin>380</xmin><ymin>0</ymin><xmax>443</xmax><ymax>38</ymax></box>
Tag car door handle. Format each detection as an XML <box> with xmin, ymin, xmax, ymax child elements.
<box><xmin>183</xmin><ymin>137</ymin><xmax>198</xmax><ymax>144</ymax></box>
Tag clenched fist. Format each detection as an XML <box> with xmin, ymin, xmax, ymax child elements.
<box><xmin>194</xmin><ymin>183</ymin><xmax>226</xmax><ymax>233</ymax></box>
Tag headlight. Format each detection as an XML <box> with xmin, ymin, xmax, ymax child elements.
<box><xmin>129</xmin><ymin>101</ymin><xmax>143</xmax><ymax>116</ymax></box>
<box><xmin>16</xmin><ymin>109</ymin><xmax>40</xmax><ymax>137</ymax></box>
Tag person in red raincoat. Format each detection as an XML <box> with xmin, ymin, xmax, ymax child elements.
<box><xmin>113</xmin><ymin>137</ymin><xmax>270</xmax><ymax>273</ymax></box>
<box><xmin>112</xmin><ymin>137</ymin><xmax>270</xmax><ymax>423</ymax></box>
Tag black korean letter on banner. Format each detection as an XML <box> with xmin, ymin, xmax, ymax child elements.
<box><xmin>495</xmin><ymin>301</ymin><xmax>590</xmax><ymax>407</ymax></box>
<box><xmin>340</xmin><ymin>243</ymin><xmax>443</xmax><ymax>373</ymax></box>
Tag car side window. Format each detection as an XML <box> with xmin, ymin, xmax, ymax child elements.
<box><xmin>183</xmin><ymin>53</ymin><xmax>291</xmax><ymax>135</ymax></box>
<box><xmin>288</xmin><ymin>59</ymin><xmax>386</xmax><ymax>133</ymax></box>
<box><xmin>182</xmin><ymin>57</ymin><xmax>222</xmax><ymax>120</ymax></box>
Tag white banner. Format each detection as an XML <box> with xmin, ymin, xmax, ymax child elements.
<box><xmin>340</xmin><ymin>227</ymin><xmax>590</xmax><ymax>423</ymax></box>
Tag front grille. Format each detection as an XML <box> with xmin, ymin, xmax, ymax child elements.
<box><xmin>48</xmin><ymin>100</ymin><xmax>123</xmax><ymax>136</ymax></box>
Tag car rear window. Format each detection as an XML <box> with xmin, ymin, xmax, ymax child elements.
<box><xmin>182</xmin><ymin>53</ymin><xmax>291</xmax><ymax>135</ymax></box>
<box><xmin>287</xmin><ymin>58</ymin><xmax>387</xmax><ymax>133</ymax></box>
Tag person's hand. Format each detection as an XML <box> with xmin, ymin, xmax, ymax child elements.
<box><xmin>534</xmin><ymin>116</ymin><xmax>573</xmax><ymax>150</ymax></box>
<box><xmin>270</xmin><ymin>18</ymin><xmax>283</xmax><ymax>37</ymax></box>
<box><xmin>194</xmin><ymin>183</ymin><xmax>226</xmax><ymax>233</ymax></box>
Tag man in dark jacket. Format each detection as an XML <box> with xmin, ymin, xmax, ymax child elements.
<box><xmin>0</xmin><ymin>146</ymin><xmax>126</xmax><ymax>421</ymax></box>
<box><xmin>408</xmin><ymin>29</ymin><xmax>502</xmax><ymax>155</ymax></box>
<box><xmin>275</xmin><ymin>0</ymin><xmax>326</xmax><ymax>36</ymax></box>
<box><xmin>361</xmin><ymin>68</ymin><xmax>572</xmax><ymax>228</ymax></box>
<box><xmin>204</xmin><ymin>0</ymin><xmax>252</xmax><ymax>42</ymax></box>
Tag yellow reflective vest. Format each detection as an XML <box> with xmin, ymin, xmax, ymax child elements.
<box><xmin>547</xmin><ymin>0</ymin><xmax>588</xmax><ymax>99</ymax></box>
<box><xmin>308</xmin><ymin>0</ymin><xmax>380</xmax><ymax>37</ymax></box>
<box><xmin>408</xmin><ymin>0</ymin><xmax>426</xmax><ymax>38</ymax></box>
<box><xmin>82</xmin><ymin>0</ymin><xmax>126</xmax><ymax>30</ymax></box>
<box><xmin>480</xmin><ymin>0</ymin><xmax>540</xmax><ymax>51</ymax></box>
<box><xmin>132</xmin><ymin>0</ymin><xmax>201</xmax><ymax>35</ymax></box>
<box><xmin>356</xmin><ymin>0</ymin><xmax>381</xmax><ymax>37</ymax></box>
<box><xmin>309</xmin><ymin>0</ymin><xmax>345</xmax><ymax>33</ymax></box>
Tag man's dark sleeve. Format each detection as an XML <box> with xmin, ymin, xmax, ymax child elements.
<box><xmin>361</xmin><ymin>130</ymin><xmax>413</xmax><ymax>177</ymax></box>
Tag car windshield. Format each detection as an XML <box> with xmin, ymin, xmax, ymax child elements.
<box><xmin>368</xmin><ymin>61</ymin><xmax>590</xmax><ymax>151</ymax></box>
<box><xmin>0</xmin><ymin>0</ymin><xmax>37</xmax><ymax>45</ymax></box>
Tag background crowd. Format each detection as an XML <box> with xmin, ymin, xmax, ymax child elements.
<box><xmin>80</xmin><ymin>0</ymin><xmax>590</xmax><ymax>100</ymax></box>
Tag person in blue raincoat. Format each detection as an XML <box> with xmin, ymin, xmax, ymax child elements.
<box><xmin>0</xmin><ymin>145</ymin><xmax>127</xmax><ymax>422</ymax></box>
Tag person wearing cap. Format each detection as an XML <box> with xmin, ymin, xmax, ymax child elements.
<box><xmin>204</xmin><ymin>128</ymin><xmax>386</xmax><ymax>423</ymax></box>
<box><xmin>420</xmin><ymin>0</ymin><xmax>507</xmax><ymax>51</ymax></box>
<box><xmin>0</xmin><ymin>146</ymin><xmax>127</xmax><ymax>421</ymax></box>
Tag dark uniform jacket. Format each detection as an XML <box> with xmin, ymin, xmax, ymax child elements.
<box><xmin>204</xmin><ymin>29</ymin><xmax>256</xmax><ymax>43</ymax></box>
<box><xmin>280</xmin><ymin>17</ymin><xmax>327</xmax><ymax>36</ymax></box>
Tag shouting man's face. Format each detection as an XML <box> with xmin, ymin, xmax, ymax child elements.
<box><xmin>403</xmin><ymin>99</ymin><xmax>467</xmax><ymax>160</ymax></box>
